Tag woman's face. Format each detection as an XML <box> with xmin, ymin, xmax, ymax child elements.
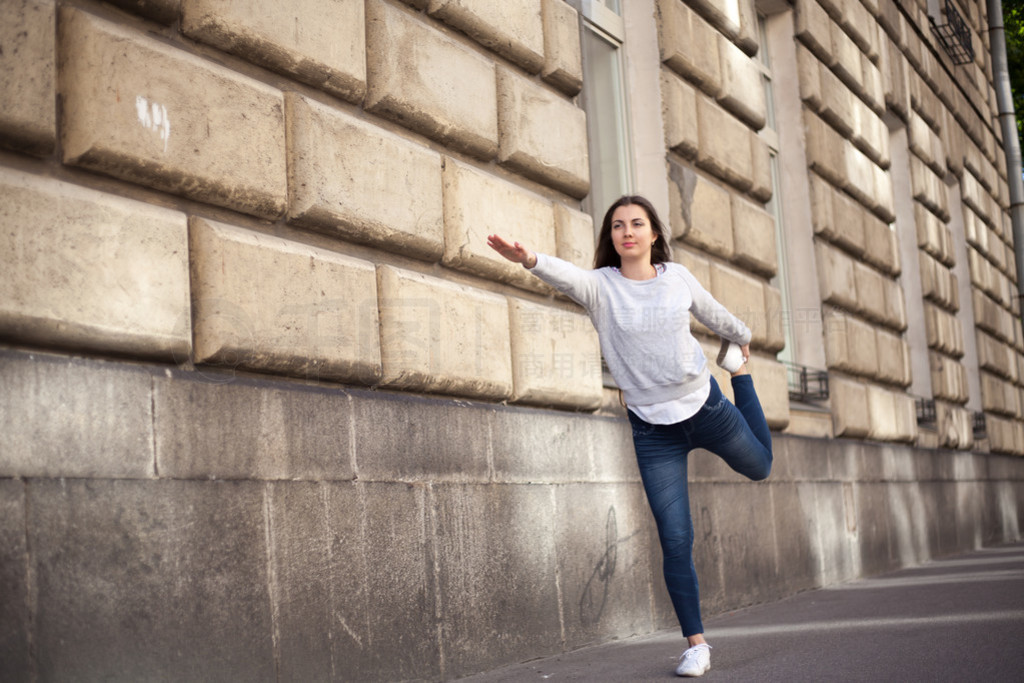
<box><xmin>610</xmin><ymin>203</ymin><xmax>657</xmax><ymax>262</ymax></box>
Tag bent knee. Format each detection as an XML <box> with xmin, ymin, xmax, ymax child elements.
<box><xmin>749</xmin><ymin>461</ymin><xmax>772</xmax><ymax>481</ymax></box>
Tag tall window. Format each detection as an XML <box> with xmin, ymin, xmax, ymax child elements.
<box><xmin>757</xmin><ymin>12</ymin><xmax>794</xmax><ymax>364</ymax></box>
<box><xmin>579</xmin><ymin>0</ymin><xmax>634</xmax><ymax>225</ymax></box>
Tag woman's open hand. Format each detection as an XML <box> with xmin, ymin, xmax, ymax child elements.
<box><xmin>487</xmin><ymin>234</ymin><xmax>537</xmax><ymax>268</ymax></box>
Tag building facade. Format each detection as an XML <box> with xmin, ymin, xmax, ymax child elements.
<box><xmin>1</xmin><ymin>0</ymin><xmax>1023</xmax><ymax>679</ymax></box>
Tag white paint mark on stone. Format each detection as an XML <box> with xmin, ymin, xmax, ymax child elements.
<box><xmin>136</xmin><ymin>95</ymin><xmax>171</xmax><ymax>153</ymax></box>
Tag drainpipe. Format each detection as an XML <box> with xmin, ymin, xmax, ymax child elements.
<box><xmin>988</xmin><ymin>0</ymin><xmax>1024</xmax><ymax>325</ymax></box>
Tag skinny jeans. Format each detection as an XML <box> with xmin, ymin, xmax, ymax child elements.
<box><xmin>627</xmin><ymin>375</ymin><xmax>772</xmax><ymax>637</ymax></box>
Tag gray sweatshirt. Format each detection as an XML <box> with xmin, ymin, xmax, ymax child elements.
<box><xmin>530</xmin><ymin>253</ymin><xmax>751</xmax><ymax>406</ymax></box>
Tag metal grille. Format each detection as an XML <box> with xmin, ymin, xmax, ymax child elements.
<box><xmin>930</xmin><ymin>0</ymin><xmax>974</xmax><ymax>65</ymax></box>
<box><xmin>784</xmin><ymin>362</ymin><xmax>829</xmax><ymax>402</ymax></box>
<box><xmin>915</xmin><ymin>397</ymin><xmax>937</xmax><ymax>425</ymax></box>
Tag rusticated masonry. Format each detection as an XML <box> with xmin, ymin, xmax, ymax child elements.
<box><xmin>1</xmin><ymin>1</ymin><xmax>1023</xmax><ymax>680</ymax></box>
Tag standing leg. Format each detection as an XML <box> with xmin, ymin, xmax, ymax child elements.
<box><xmin>627</xmin><ymin>411</ymin><xmax>704</xmax><ymax>637</ymax></box>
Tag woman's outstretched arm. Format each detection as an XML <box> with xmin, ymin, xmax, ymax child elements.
<box><xmin>487</xmin><ymin>234</ymin><xmax>537</xmax><ymax>268</ymax></box>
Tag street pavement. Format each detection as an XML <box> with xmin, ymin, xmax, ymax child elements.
<box><xmin>461</xmin><ymin>541</ymin><xmax>1024</xmax><ymax>681</ymax></box>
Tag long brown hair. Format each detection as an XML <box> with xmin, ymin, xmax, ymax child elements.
<box><xmin>593</xmin><ymin>195</ymin><xmax>672</xmax><ymax>269</ymax></box>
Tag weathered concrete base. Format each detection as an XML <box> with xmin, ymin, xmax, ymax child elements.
<box><xmin>1</xmin><ymin>348</ymin><xmax>1022</xmax><ymax>680</ymax></box>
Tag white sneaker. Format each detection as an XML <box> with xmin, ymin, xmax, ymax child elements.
<box><xmin>716</xmin><ymin>340</ymin><xmax>745</xmax><ymax>374</ymax></box>
<box><xmin>675</xmin><ymin>643</ymin><xmax>711</xmax><ymax>677</ymax></box>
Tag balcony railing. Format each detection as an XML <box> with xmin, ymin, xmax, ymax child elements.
<box><xmin>784</xmin><ymin>362</ymin><xmax>829</xmax><ymax>402</ymax></box>
<box><xmin>930</xmin><ymin>0</ymin><xmax>974</xmax><ymax>65</ymax></box>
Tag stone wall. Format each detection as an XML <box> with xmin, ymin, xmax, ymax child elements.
<box><xmin>2</xmin><ymin>0</ymin><xmax>1024</xmax><ymax>680</ymax></box>
<box><xmin>1</xmin><ymin>348</ymin><xmax>1022</xmax><ymax>681</ymax></box>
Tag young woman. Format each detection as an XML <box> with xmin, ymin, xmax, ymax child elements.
<box><xmin>487</xmin><ymin>195</ymin><xmax>773</xmax><ymax>678</ymax></box>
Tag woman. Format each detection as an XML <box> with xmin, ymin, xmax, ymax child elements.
<box><xmin>487</xmin><ymin>195</ymin><xmax>772</xmax><ymax>678</ymax></box>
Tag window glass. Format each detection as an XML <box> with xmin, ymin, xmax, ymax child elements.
<box><xmin>581</xmin><ymin>24</ymin><xmax>632</xmax><ymax>222</ymax></box>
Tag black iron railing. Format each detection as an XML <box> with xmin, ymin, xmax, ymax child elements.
<box><xmin>973</xmin><ymin>411</ymin><xmax>987</xmax><ymax>439</ymax></box>
<box><xmin>930</xmin><ymin>0</ymin><xmax>974</xmax><ymax>65</ymax></box>
<box><xmin>915</xmin><ymin>397</ymin><xmax>937</xmax><ymax>425</ymax></box>
<box><xmin>784</xmin><ymin>362</ymin><xmax>829</xmax><ymax>402</ymax></box>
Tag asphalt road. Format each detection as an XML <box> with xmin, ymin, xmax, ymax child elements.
<box><xmin>462</xmin><ymin>541</ymin><xmax>1024</xmax><ymax>682</ymax></box>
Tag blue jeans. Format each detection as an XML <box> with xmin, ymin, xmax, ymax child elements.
<box><xmin>627</xmin><ymin>375</ymin><xmax>772</xmax><ymax>636</ymax></box>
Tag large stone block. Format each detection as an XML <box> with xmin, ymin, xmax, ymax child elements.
<box><xmin>376</xmin><ymin>265</ymin><xmax>513</xmax><ymax>400</ymax></box>
<box><xmin>103</xmin><ymin>0</ymin><xmax>180</xmax><ymax>23</ymax></box>
<box><xmin>154</xmin><ymin>371</ymin><xmax>355</xmax><ymax>481</ymax></box>
<box><xmin>830</xmin><ymin>374</ymin><xmax>871</xmax><ymax>437</ymax></box>
<box><xmin>846</xmin><ymin>91</ymin><xmax>889</xmax><ymax>168</ymax></box>
<box><xmin>840</xmin><ymin>0</ymin><xmax>875</xmax><ymax>54</ymax></box>
<box><xmin>60</xmin><ymin>7</ymin><xmax>287</xmax><ymax>219</ymax></box>
<box><xmin>804</xmin><ymin>110</ymin><xmax>847</xmax><ymax>189</ymax></box>
<box><xmin>795</xmin><ymin>0</ymin><xmax>834</xmax><ymax>64</ymax></box>
<box><xmin>366</xmin><ymin>0</ymin><xmax>498</xmax><ymax>159</ymax></box>
<box><xmin>923</xmin><ymin>301</ymin><xmax>964</xmax><ymax>357</ymax></box>
<box><xmin>492</xmin><ymin>408</ymin><xmax>601</xmax><ymax>483</ymax></box>
<box><xmin>27</xmin><ymin>479</ymin><xmax>275</xmax><ymax>681</ymax></box>
<box><xmin>973</xmin><ymin>289</ymin><xmax>1015</xmax><ymax>343</ymax></box>
<box><xmin>441</xmin><ymin>157</ymin><xmax>556</xmax><ymax>290</ymax></box>
<box><xmin>431</xmin><ymin>484</ymin><xmax>561</xmax><ymax>677</ymax></box>
<box><xmin>429</xmin><ymin>0</ymin><xmax>544</xmax><ymax>73</ymax></box>
<box><xmin>497</xmin><ymin>67</ymin><xmax>590</xmax><ymax>198</ymax></box>
<box><xmin>829</xmin><ymin>179</ymin><xmax>867</xmax><ymax>255</ymax></box>
<box><xmin>915</xmin><ymin>202</ymin><xmax>954</xmax><ymax>266</ymax></box>
<box><xmin>874</xmin><ymin>327</ymin><xmax>910</xmax><ymax>387</ymax></box>
<box><xmin>823</xmin><ymin>308</ymin><xmax>878</xmax><ymax>377</ymax></box>
<box><xmin>910</xmin><ymin>154</ymin><xmax>950</xmax><ymax>221</ymax></box>
<box><xmin>696</xmin><ymin>95</ymin><xmax>754</xmax><ymax>191</ymax></box>
<box><xmin>881</xmin><ymin>276</ymin><xmax>908</xmax><ymax>332</ymax></box>
<box><xmin>553</xmin><ymin>484</ymin><xmax>657</xmax><ymax>649</ymax></box>
<box><xmin>673</xmin><ymin>168</ymin><xmax>734</xmax><ymax>258</ymax></box>
<box><xmin>750</xmin><ymin>132</ymin><xmax>773</xmax><ymax>202</ymax></box>
<box><xmin>286</xmin><ymin>93</ymin><xmax>444</xmax><ymax>260</ymax></box>
<box><xmin>981</xmin><ymin>370</ymin><xmax>1020</xmax><ymax>417</ymax></box>
<box><xmin>830</xmin><ymin>19</ymin><xmax>864</xmax><ymax>95</ymax></box>
<box><xmin>662</xmin><ymin>67</ymin><xmax>699</xmax><ymax>158</ymax></box>
<box><xmin>908</xmin><ymin>110</ymin><xmax>945</xmax><ymax>176</ymax></box>
<box><xmin>709</xmin><ymin>263</ymin><xmax>767</xmax><ymax>346</ymax></box>
<box><xmin>0</xmin><ymin>351</ymin><xmax>156</xmax><ymax>479</ymax></box>
<box><xmin>657</xmin><ymin>0</ymin><xmax>722</xmax><ymax>96</ymax></box>
<box><xmin>0</xmin><ymin>479</ymin><xmax>28</xmax><ymax>681</ymax></box>
<box><xmin>818</xmin><ymin>63</ymin><xmax>855</xmax><ymax>136</ymax></box>
<box><xmin>182</xmin><ymin>0</ymin><xmax>365</xmax><ymax>102</ymax></box>
<box><xmin>509</xmin><ymin>299</ymin><xmax>603</xmax><ymax>409</ymax></box>
<box><xmin>0</xmin><ymin>0</ymin><xmax>56</xmax><ymax>155</ymax></box>
<box><xmin>190</xmin><ymin>217</ymin><xmax>382</xmax><ymax>384</ymax></box>
<box><xmin>268</xmin><ymin>481</ymin><xmax>440</xmax><ymax>680</ymax></box>
<box><xmin>862</xmin><ymin>213</ymin><xmax>900</xmax><ymax>275</ymax></box>
<box><xmin>748</xmin><ymin>355</ymin><xmax>790</xmax><ymax>429</ymax></box>
<box><xmin>709</xmin><ymin>483</ymin><xmax>779</xmax><ymax>607</ymax></box>
<box><xmin>815</xmin><ymin>239</ymin><xmax>859</xmax><ymax>311</ymax></box>
<box><xmin>554</xmin><ymin>203</ymin><xmax>595</xmax><ymax>269</ymax></box>
<box><xmin>853</xmin><ymin>262</ymin><xmax>888</xmax><ymax>324</ymax></box>
<box><xmin>731</xmin><ymin>194</ymin><xmax>777</xmax><ymax>277</ymax></box>
<box><xmin>541</xmin><ymin>0</ymin><xmax>583</xmax><ymax>94</ymax></box>
<box><xmin>845</xmin><ymin>139</ymin><xmax>887</xmax><ymax>218</ymax></box>
<box><xmin>931</xmin><ymin>352</ymin><xmax>968</xmax><ymax>403</ymax></box>
<box><xmin>976</xmin><ymin>330</ymin><xmax>1018</xmax><ymax>381</ymax></box>
<box><xmin>350</xmin><ymin>389</ymin><xmax>492</xmax><ymax>481</ymax></box>
<box><xmin>797</xmin><ymin>42</ymin><xmax>823</xmax><ymax>109</ymax></box>
<box><xmin>686</xmin><ymin>0</ymin><xmax>743</xmax><ymax>42</ymax></box>
<box><xmin>0</xmin><ymin>167</ymin><xmax>191</xmax><ymax>359</ymax></box>
<box><xmin>717</xmin><ymin>34</ymin><xmax>767</xmax><ymax>129</ymax></box>
<box><xmin>866</xmin><ymin>384</ymin><xmax>917</xmax><ymax>442</ymax></box>
<box><xmin>763</xmin><ymin>284</ymin><xmax>786</xmax><ymax>352</ymax></box>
